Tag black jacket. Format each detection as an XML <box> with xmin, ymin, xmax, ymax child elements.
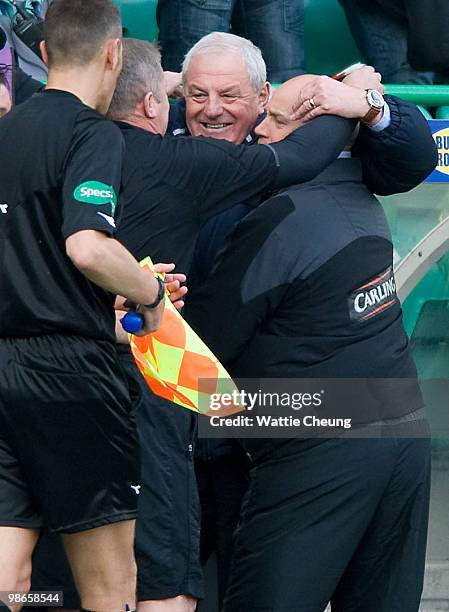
<box><xmin>185</xmin><ymin>159</ymin><xmax>424</xmax><ymax>459</ymax></box>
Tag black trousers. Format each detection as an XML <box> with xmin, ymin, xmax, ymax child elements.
<box><xmin>223</xmin><ymin>434</ymin><xmax>431</xmax><ymax>612</ymax></box>
<box><xmin>195</xmin><ymin>447</ymin><xmax>250</xmax><ymax>608</ymax></box>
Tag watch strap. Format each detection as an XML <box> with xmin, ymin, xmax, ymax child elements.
<box><xmin>362</xmin><ymin>89</ymin><xmax>384</xmax><ymax>124</ymax></box>
<box><xmin>362</xmin><ymin>106</ymin><xmax>382</xmax><ymax>123</ymax></box>
<box><xmin>142</xmin><ymin>276</ymin><xmax>165</xmax><ymax>309</ymax></box>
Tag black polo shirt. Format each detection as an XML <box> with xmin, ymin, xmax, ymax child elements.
<box><xmin>0</xmin><ymin>89</ymin><xmax>124</xmax><ymax>341</ymax></box>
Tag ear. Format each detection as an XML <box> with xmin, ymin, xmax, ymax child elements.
<box><xmin>40</xmin><ymin>40</ymin><xmax>49</xmax><ymax>66</ymax></box>
<box><xmin>143</xmin><ymin>92</ymin><xmax>157</xmax><ymax>118</ymax></box>
<box><xmin>257</xmin><ymin>82</ymin><xmax>270</xmax><ymax>113</ymax></box>
<box><xmin>106</xmin><ymin>38</ymin><xmax>122</xmax><ymax>72</ymax></box>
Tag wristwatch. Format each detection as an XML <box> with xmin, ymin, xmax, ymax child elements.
<box><xmin>142</xmin><ymin>276</ymin><xmax>165</xmax><ymax>309</ymax></box>
<box><xmin>362</xmin><ymin>89</ymin><xmax>385</xmax><ymax>124</ymax></box>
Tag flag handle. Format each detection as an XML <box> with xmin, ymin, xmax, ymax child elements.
<box><xmin>121</xmin><ymin>311</ymin><xmax>143</xmax><ymax>334</ymax></box>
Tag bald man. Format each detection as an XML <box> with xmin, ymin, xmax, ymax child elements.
<box><xmin>185</xmin><ymin>76</ymin><xmax>432</xmax><ymax>612</ymax></box>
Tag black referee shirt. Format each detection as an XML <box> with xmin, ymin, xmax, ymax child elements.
<box><xmin>0</xmin><ymin>89</ymin><xmax>124</xmax><ymax>341</ymax></box>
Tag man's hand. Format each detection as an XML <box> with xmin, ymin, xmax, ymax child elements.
<box><xmin>114</xmin><ymin>262</ymin><xmax>187</xmax><ymax>341</ymax></box>
<box><xmin>114</xmin><ymin>299</ymin><xmax>164</xmax><ymax>338</ymax></box>
<box><xmin>164</xmin><ymin>71</ymin><xmax>183</xmax><ymax>98</ymax></box>
<box><xmin>134</xmin><ymin>301</ymin><xmax>165</xmax><ymax>336</ymax></box>
<box><xmin>343</xmin><ymin>65</ymin><xmax>384</xmax><ymax>94</ymax></box>
<box><xmin>290</xmin><ymin>76</ymin><xmax>378</xmax><ymax>124</ymax></box>
<box><xmin>154</xmin><ymin>262</ymin><xmax>187</xmax><ymax>311</ymax></box>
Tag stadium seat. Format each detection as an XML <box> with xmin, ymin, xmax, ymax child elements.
<box><xmin>381</xmin><ymin>183</ymin><xmax>449</xmax><ymax>383</ymax></box>
<box><xmin>436</xmin><ymin>106</ymin><xmax>449</xmax><ymax>119</ymax></box>
<box><xmin>114</xmin><ymin>0</ymin><xmax>158</xmax><ymax>42</ymax></box>
<box><xmin>417</xmin><ymin>105</ymin><xmax>433</xmax><ymax>120</ymax></box>
<box><xmin>304</xmin><ymin>0</ymin><xmax>359</xmax><ymax>75</ymax></box>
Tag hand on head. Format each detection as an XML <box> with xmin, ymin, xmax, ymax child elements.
<box><xmin>289</xmin><ymin>66</ymin><xmax>383</xmax><ymax>124</ymax></box>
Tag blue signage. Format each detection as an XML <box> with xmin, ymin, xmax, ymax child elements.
<box><xmin>426</xmin><ymin>120</ymin><xmax>449</xmax><ymax>183</ymax></box>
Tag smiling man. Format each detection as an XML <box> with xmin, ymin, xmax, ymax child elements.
<box><xmin>106</xmin><ymin>38</ymin><xmax>358</xmax><ymax>612</ymax></box>
<box><xmin>182</xmin><ymin>38</ymin><xmax>269</xmax><ymax>144</ymax></box>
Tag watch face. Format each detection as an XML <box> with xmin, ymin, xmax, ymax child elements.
<box><xmin>368</xmin><ymin>89</ymin><xmax>384</xmax><ymax>109</ymax></box>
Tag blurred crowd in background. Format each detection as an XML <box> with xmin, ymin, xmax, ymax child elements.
<box><xmin>157</xmin><ymin>0</ymin><xmax>449</xmax><ymax>86</ymax></box>
<box><xmin>2</xmin><ymin>0</ymin><xmax>449</xmax><ymax>116</ymax></box>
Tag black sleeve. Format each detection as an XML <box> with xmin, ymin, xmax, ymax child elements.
<box><xmin>353</xmin><ymin>96</ymin><xmax>438</xmax><ymax>195</ymax></box>
<box><xmin>158</xmin><ymin>134</ymin><xmax>278</xmax><ymax>222</ymax></box>
<box><xmin>267</xmin><ymin>115</ymin><xmax>356</xmax><ymax>189</ymax></box>
<box><xmin>13</xmin><ymin>65</ymin><xmax>43</xmax><ymax>105</ymax></box>
<box><xmin>161</xmin><ymin>115</ymin><xmax>354</xmax><ymax>224</ymax></box>
<box><xmin>185</xmin><ymin>200</ymin><xmax>291</xmax><ymax>365</ymax></box>
<box><xmin>62</xmin><ymin>114</ymin><xmax>124</xmax><ymax>239</ymax></box>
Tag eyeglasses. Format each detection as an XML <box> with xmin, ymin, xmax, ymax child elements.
<box><xmin>0</xmin><ymin>63</ymin><xmax>12</xmax><ymax>74</ymax></box>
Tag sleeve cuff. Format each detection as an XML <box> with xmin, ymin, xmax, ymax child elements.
<box><xmin>368</xmin><ymin>102</ymin><xmax>392</xmax><ymax>133</ymax></box>
<box><xmin>62</xmin><ymin>221</ymin><xmax>116</xmax><ymax>240</ymax></box>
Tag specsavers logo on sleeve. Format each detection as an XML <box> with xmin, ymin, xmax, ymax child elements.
<box><xmin>73</xmin><ymin>181</ymin><xmax>117</xmax><ymax>215</ymax></box>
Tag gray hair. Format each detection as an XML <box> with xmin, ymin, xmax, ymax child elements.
<box><xmin>182</xmin><ymin>32</ymin><xmax>267</xmax><ymax>92</ymax></box>
<box><xmin>108</xmin><ymin>38</ymin><xmax>164</xmax><ymax>120</ymax></box>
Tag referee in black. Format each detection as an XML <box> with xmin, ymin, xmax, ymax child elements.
<box><xmin>0</xmin><ymin>2</ymin><xmax>166</xmax><ymax>611</ymax></box>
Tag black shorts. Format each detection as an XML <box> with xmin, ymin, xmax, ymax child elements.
<box><xmin>119</xmin><ymin>348</ymin><xmax>204</xmax><ymax>601</ymax></box>
<box><xmin>0</xmin><ymin>335</ymin><xmax>140</xmax><ymax>533</ymax></box>
<box><xmin>223</xmin><ymin>433</ymin><xmax>431</xmax><ymax>612</ymax></box>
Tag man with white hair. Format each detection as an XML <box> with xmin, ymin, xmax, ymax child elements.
<box><xmin>168</xmin><ymin>31</ymin><xmax>438</xmax><ymax>606</ymax></box>
<box><xmin>171</xmin><ymin>32</ymin><xmax>431</xmax><ymax>161</ymax></box>
<box><xmin>30</xmin><ymin>37</ymin><xmax>358</xmax><ymax>612</ymax></box>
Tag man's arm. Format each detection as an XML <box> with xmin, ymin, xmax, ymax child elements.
<box><xmin>267</xmin><ymin>115</ymin><xmax>355</xmax><ymax>190</ymax></box>
<box><xmin>353</xmin><ymin>96</ymin><xmax>438</xmax><ymax>195</ymax></box>
<box><xmin>66</xmin><ymin>230</ymin><xmax>160</xmax><ymax>305</ymax></box>
<box><xmin>66</xmin><ymin>231</ymin><xmax>163</xmax><ymax>335</ymax></box>
<box><xmin>164</xmin><ymin>115</ymin><xmax>354</xmax><ymax>224</ymax></box>
<box><xmin>289</xmin><ymin>73</ymin><xmax>438</xmax><ymax>195</ymax></box>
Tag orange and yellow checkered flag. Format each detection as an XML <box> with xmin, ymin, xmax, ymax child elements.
<box><xmin>129</xmin><ymin>258</ymin><xmax>244</xmax><ymax>416</ymax></box>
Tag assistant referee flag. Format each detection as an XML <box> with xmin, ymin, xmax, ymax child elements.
<box><xmin>128</xmin><ymin>258</ymin><xmax>243</xmax><ymax>416</ymax></box>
